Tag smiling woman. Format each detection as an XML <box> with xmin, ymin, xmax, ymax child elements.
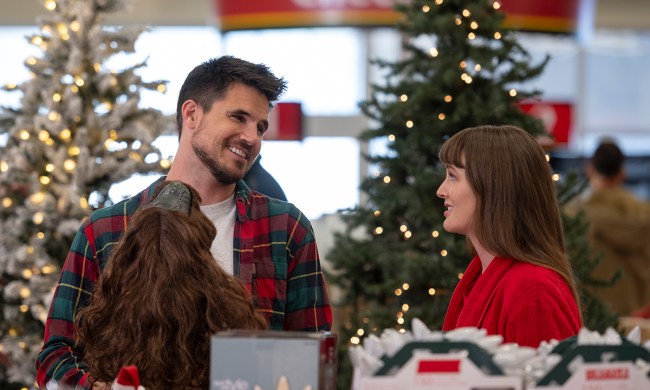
<box><xmin>437</xmin><ymin>125</ymin><xmax>582</xmax><ymax>348</ymax></box>
<box><xmin>436</xmin><ymin>163</ymin><xmax>477</xmax><ymax>238</ymax></box>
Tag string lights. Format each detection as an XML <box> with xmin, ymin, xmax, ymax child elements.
<box><xmin>44</xmin><ymin>0</ymin><xmax>56</xmax><ymax>11</ymax></box>
<box><xmin>160</xmin><ymin>158</ymin><xmax>172</xmax><ymax>169</ymax></box>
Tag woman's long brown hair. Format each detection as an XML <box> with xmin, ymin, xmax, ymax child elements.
<box><xmin>439</xmin><ymin>125</ymin><xmax>582</xmax><ymax>320</ymax></box>
<box><xmin>75</xmin><ymin>181</ymin><xmax>267</xmax><ymax>389</ymax></box>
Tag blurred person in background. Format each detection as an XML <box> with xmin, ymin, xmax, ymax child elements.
<box><xmin>568</xmin><ymin>139</ymin><xmax>650</xmax><ymax>316</ymax></box>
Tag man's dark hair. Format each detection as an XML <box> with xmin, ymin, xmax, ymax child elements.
<box><xmin>592</xmin><ymin>140</ymin><xmax>624</xmax><ymax>178</ymax></box>
<box><xmin>175</xmin><ymin>56</ymin><xmax>287</xmax><ymax>135</ymax></box>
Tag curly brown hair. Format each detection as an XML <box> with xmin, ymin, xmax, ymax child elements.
<box><xmin>75</xmin><ymin>181</ymin><xmax>268</xmax><ymax>389</ymax></box>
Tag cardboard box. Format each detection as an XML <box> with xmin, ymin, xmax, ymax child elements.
<box><xmin>210</xmin><ymin>330</ymin><xmax>337</xmax><ymax>390</ymax></box>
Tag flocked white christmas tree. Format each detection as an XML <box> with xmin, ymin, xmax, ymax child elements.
<box><xmin>0</xmin><ymin>0</ymin><xmax>171</xmax><ymax>386</ymax></box>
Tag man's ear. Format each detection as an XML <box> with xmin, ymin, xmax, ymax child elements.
<box><xmin>181</xmin><ymin>100</ymin><xmax>200</xmax><ymax>131</ymax></box>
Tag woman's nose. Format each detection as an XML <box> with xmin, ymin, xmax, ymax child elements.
<box><xmin>436</xmin><ymin>183</ymin><xmax>446</xmax><ymax>199</ymax></box>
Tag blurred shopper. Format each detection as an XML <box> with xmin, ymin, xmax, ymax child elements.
<box><xmin>569</xmin><ymin>140</ymin><xmax>650</xmax><ymax>316</ymax></box>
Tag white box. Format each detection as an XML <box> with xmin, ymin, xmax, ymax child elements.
<box><xmin>210</xmin><ymin>330</ymin><xmax>337</xmax><ymax>390</ymax></box>
<box><xmin>358</xmin><ymin>346</ymin><xmax>522</xmax><ymax>390</ymax></box>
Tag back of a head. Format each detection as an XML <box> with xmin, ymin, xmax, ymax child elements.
<box><xmin>592</xmin><ymin>140</ymin><xmax>624</xmax><ymax>178</ymax></box>
<box><xmin>75</xmin><ymin>181</ymin><xmax>267</xmax><ymax>389</ymax></box>
<box><xmin>175</xmin><ymin>55</ymin><xmax>288</xmax><ymax>133</ymax></box>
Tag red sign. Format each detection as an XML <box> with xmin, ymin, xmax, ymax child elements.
<box><xmin>265</xmin><ymin>102</ymin><xmax>303</xmax><ymax>141</ymax></box>
<box><xmin>214</xmin><ymin>0</ymin><xmax>402</xmax><ymax>31</ymax></box>
<box><xmin>417</xmin><ymin>359</ymin><xmax>461</xmax><ymax>374</ymax></box>
<box><xmin>501</xmin><ymin>1</ymin><xmax>581</xmax><ymax>33</ymax></box>
<box><xmin>519</xmin><ymin>102</ymin><xmax>573</xmax><ymax>145</ymax></box>
<box><xmin>213</xmin><ymin>0</ymin><xmax>582</xmax><ymax>33</ymax></box>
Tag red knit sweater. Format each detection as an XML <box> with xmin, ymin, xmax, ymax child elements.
<box><xmin>443</xmin><ymin>256</ymin><xmax>582</xmax><ymax>348</ymax></box>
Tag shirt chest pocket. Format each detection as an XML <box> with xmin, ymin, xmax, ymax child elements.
<box><xmin>239</xmin><ymin>260</ymin><xmax>288</xmax><ymax>329</ymax></box>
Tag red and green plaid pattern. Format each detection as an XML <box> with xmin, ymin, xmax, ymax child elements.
<box><xmin>35</xmin><ymin>178</ymin><xmax>332</xmax><ymax>389</ymax></box>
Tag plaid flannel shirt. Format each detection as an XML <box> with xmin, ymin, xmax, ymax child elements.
<box><xmin>35</xmin><ymin>178</ymin><xmax>332</xmax><ymax>389</ymax></box>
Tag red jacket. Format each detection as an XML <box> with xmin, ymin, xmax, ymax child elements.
<box><xmin>443</xmin><ymin>256</ymin><xmax>581</xmax><ymax>348</ymax></box>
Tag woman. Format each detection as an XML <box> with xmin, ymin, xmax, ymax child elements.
<box><xmin>75</xmin><ymin>181</ymin><xmax>268</xmax><ymax>389</ymax></box>
<box><xmin>437</xmin><ymin>125</ymin><xmax>582</xmax><ymax>348</ymax></box>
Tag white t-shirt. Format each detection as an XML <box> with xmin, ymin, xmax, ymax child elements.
<box><xmin>200</xmin><ymin>194</ymin><xmax>236</xmax><ymax>275</ymax></box>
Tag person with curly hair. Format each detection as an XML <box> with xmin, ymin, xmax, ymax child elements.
<box><xmin>74</xmin><ymin>181</ymin><xmax>267</xmax><ymax>389</ymax></box>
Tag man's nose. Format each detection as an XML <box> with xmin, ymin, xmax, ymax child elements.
<box><xmin>240</xmin><ymin>123</ymin><xmax>259</xmax><ymax>144</ymax></box>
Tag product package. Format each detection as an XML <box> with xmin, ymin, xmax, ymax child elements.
<box><xmin>210</xmin><ymin>330</ymin><xmax>337</xmax><ymax>390</ymax></box>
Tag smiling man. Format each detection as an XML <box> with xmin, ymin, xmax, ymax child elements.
<box><xmin>36</xmin><ymin>56</ymin><xmax>332</xmax><ymax>390</ymax></box>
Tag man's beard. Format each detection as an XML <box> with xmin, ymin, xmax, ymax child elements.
<box><xmin>192</xmin><ymin>140</ymin><xmax>248</xmax><ymax>185</ymax></box>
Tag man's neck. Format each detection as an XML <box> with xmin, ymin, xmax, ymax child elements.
<box><xmin>166</xmin><ymin>167</ymin><xmax>237</xmax><ymax>205</ymax></box>
<box><xmin>190</xmin><ymin>180</ymin><xmax>237</xmax><ymax>205</ymax></box>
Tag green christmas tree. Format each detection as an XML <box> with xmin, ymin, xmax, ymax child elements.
<box><xmin>0</xmin><ymin>0</ymin><xmax>170</xmax><ymax>386</ymax></box>
<box><xmin>327</xmin><ymin>0</ymin><xmax>617</xmax><ymax>388</ymax></box>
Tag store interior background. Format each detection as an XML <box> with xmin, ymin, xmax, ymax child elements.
<box><xmin>1</xmin><ymin>0</ymin><xmax>649</xmax><ymax>236</ymax></box>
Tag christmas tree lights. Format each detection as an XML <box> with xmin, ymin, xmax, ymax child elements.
<box><xmin>325</xmin><ymin>0</ymin><xmax>618</xmax><ymax>388</ymax></box>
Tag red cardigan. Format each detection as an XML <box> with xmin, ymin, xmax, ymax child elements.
<box><xmin>443</xmin><ymin>256</ymin><xmax>582</xmax><ymax>348</ymax></box>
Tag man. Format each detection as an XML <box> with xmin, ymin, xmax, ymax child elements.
<box><xmin>570</xmin><ymin>140</ymin><xmax>650</xmax><ymax>316</ymax></box>
<box><xmin>36</xmin><ymin>56</ymin><xmax>332</xmax><ymax>389</ymax></box>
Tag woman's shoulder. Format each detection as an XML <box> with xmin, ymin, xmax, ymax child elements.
<box><xmin>501</xmin><ymin>260</ymin><xmax>571</xmax><ymax>294</ymax></box>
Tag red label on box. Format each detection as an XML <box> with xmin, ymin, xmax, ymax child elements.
<box><xmin>586</xmin><ymin>367</ymin><xmax>630</xmax><ymax>381</ymax></box>
<box><xmin>417</xmin><ymin>360</ymin><xmax>461</xmax><ymax>374</ymax></box>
